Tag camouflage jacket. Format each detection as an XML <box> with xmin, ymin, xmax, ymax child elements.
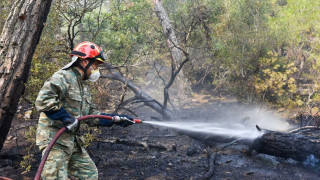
<box><xmin>35</xmin><ymin>67</ymin><xmax>100</xmax><ymax>153</ymax></box>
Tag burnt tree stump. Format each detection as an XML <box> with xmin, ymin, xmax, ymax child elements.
<box><xmin>251</xmin><ymin>131</ymin><xmax>320</xmax><ymax>161</ymax></box>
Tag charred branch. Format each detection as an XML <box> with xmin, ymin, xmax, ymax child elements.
<box><xmin>101</xmin><ymin>63</ymin><xmax>172</xmax><ymax>119</ymax></box>
<box><xmin>114</xmin><ymin>96</ymin><xmax>139</xmax><ymax>113</ymax></box>
<box><xmin>97</xmin><ymin>137</ymin><xmax>168</xmax><ymax>151</ymax></box>
<box><xmin>199</xmin><ymin>154</ymin><xmax>215</xmax><ymax>180</ymax></box>
<box><xmin>115</xmin><ymin>107</ymin><xmax>138</xmax><ymax>117</ymax></box>
<box><xmin>289</xmin><ymin>126</ymin><xmax>320</xmax><ymax>134</ymax></box>
<box><xmin>193</xmin><ymin>147</ymin><xmax>215</xmax><ymax>180</ymax></box>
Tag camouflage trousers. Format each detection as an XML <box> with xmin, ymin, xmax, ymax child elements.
<box><xmin>40</xmin><ymin>142</ymin><xmax>98</xmax><ymax>180</ymax></box>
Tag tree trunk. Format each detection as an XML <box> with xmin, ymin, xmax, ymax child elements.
<box><xmin>251</xmin><ymin>131</ymin><xmax>320</xmax><ymax>161</ymax></box>
<box><xmin>0</xmin><ymin>0</ymin><xmax>52</xmax><ymax>152</ymax></box>
<box><xmin>153</xmin><ymin>0</ymin><xmax>182</xmax><ymax>67</ymax></box>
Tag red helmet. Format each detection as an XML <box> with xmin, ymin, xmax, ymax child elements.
<box><xmin>63</xmin><ymin>41</ymin><xmax>106</xmax><ymax>70</ymax></box>
<box><xmin>70</xmin><ymin>41</ymin><xmax>106</xmax><ymax>63</ymax></box>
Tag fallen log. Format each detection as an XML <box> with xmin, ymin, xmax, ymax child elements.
<box><xmin>179</xmin><ymin>126</ymin><xmax>320</xmax><ymax>162</ymax></box>
<box><xmin>251</xmin><ymin>130</ymin><xmax>320</xmax><ymax>161</ymax></box>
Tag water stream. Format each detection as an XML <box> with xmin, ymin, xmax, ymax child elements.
<box><xmin>143</xmin><ymin>121</ymin><xmax>264</xmax><ymax>140</ymax></box>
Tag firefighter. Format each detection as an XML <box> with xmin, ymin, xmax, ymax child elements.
<box><xmin>35</xmin><ymin>41</ymin><xmax>133</xmax><ymax>179</ymax></box>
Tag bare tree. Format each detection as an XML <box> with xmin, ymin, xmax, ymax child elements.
<box><xmin>153</xmin><ymin>0</ymin><xmax>191</xmax><ymax>110</ymax></box>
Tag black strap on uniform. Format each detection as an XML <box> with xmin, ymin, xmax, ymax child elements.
<box><xmin>76</xmin><ymin>59</ymin><xmax>95</xmax><ymax>80</ymax></box>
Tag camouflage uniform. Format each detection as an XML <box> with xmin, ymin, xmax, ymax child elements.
<box><xmin>36</xmin><ymin>67</ymin><xmax>100</xmax><ymax>180</ymax></box>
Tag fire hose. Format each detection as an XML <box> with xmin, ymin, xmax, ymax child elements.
<box><xmin>34</xmin><ymin>115</ymin><xmax>142</xmax><ymax>180</ymax></box>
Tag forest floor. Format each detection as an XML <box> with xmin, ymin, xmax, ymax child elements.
<box><xmin>0</xmin><ymin>96</ymin><xmax>320</xmax><ymax>179</ymax></box>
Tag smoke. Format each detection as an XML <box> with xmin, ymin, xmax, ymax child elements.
<box><xmin>143</xmin><ymin>104</ymin><xmax>295</xmax><ymax>139</ymax></box>
<box><xmin>176</xmin><ymin>103</ymin><xmax>295</xmax><ymax>132</ymax></box>
<box><xmin>226</xmin><ymin>105</ymin><xmax>294</xmax><ymax>132</ymax></box>
<box><xmin>137</xmin><ymin>56</ymin><xmax>293</xmax><ymax>134</ymax></box>
<box><xmin>139</xmin><ymin>67</ymin><xmax>293</xmax><ymax>133</ymax></box>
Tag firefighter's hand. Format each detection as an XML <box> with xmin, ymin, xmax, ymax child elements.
<box><xmin>44</xmin><ymin>107</ymin><xmax>78</xmax><ymax>130</ymax></box>
<box><xmin>63</xmin><ymin>116</ymin><xmax>78</xmax><ymax>131</ymax></box>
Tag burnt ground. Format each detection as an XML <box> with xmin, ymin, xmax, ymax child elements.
<box><xmin>1</xmin><ymin>99</ymin><xmax>320</xmax><ymax>180</ymax></box>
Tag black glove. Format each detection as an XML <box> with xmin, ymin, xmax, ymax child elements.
<box><xmin>44</xmin><ymin>107</ymin><xmax>78</xmax><ymax>131</ymax></box>
<box><xmin>99</xmin><ymin>113</ymin><xmax>114</xmax><ymax>127</ymax></box>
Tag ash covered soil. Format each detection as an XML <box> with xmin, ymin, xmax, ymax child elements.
<box><xmin>1</xmin><ymin>101</ymin><xmax>319</xmax><ymax>179</ymax></box>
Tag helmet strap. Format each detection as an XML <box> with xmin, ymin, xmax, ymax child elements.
<box><xmin>76</xmin><ymin>59</ymin><xmax>95</xmax><ymax>80</ymax></box>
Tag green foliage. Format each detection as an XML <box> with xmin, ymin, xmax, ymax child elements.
<box><xmin>20</xmin><ymin>126</ymin><xmax>37</xmax><ymax>173</ymax></box>
<box><xmin>178</xmin><ymin>0</ymin><xmax>275</xmax><ymax>99</ymax></box>
<box><xmin>219</xmin><ymin>0</ymin><xmax>273</xmax><ymax>98</ymax></box>
<box><xmin>269</xmin><ymin>0</ymin><xmax>320</xmax><ymax>44</ymax></box>
<box><xmin>64</xmin><ymin>0</ymin><xmax>154</xmax><ymax>65</ymax></box>
<box><xmin>254</xmin><ymin>52</ymin><xmax>298</xmax><ymax>106</ymax></box>
<box><xmin>82</xmin><ymin>128</ymin><xmax>101</xmax><ymax>148</ymax></box>
<box><xmin>266</xmin><ymin>0</ymin><xmax>320</xmax><ymax>111</ymax></box>
<box><xmin>99</xmin><ymin>0</ymin><xmax>156</xmax><ymax>65</ymax></box>
<box><xmin>26</xmin><ymin>4</ymin><xmax>68</xmax><ymax>102</ymax></box>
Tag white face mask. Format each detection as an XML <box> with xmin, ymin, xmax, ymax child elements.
<box><xmin>88</xmin><ymin>66</ymin><xmax>100</xmax><ymax>82</ymax></box>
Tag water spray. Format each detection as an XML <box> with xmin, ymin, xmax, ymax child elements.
<box><xmin>143</xmin><ymin>121</ymin><xmax>264</xmax><ymax>140</ymax></box>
